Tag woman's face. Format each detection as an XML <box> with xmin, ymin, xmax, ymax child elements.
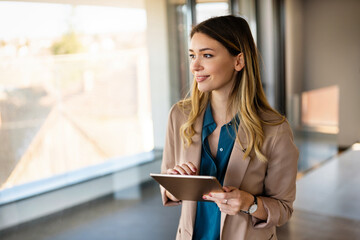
<box><xmin>189</xmin><ymin>32</ymin><xmax>240</xmax><ymax>95</ymax></box>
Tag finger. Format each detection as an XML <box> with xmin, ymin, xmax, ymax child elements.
<box><xmin>181</xmin><ymin>163</ymin><xmax>194</xmax><ymax>175</ymax></box>
<box><xmin>185</xmin><ymin>162</ymin><xmax>197</xmax><ymax>173</ymax></box>
<box><xmin>173</xmin><ymin>165</ymin><xmax>187</xmax><ymax>175</ymax></box>
<box><xmin>217</xmin><ymin>187</ymin><xmax>240</xmax><ymax>199</ymax></box>
<box><xmin>209</xmin><ymin>191</ymin><xmax>228</xmax><ymax>199</ymax></box>
<box><xmin>218</xmin><ymin>203</ymin><xmax>234</xmax><ymax>214</ymax></box>
<box><xmin>166</xmin><ymin>169</ymin><xmax>180</xmax><ymax>175</ymax></box>
<box><xmin>203</xmin><ymin>194</ymin><xmax>225</xmax><ymax>205</ymax></box>
<box><xmin>223</xmin><ymin>186</ymin><xmax>237</xmax><ymax>192</ymax></box>
<box><xmin>218</xmin><ymin>204</ymin><xmax>231</xmax><ymax>211</ymax></box>
<box><xmin>215</xmin><ymin>198</ymin><xmax>229</xmax><ymax>205</ymax></box>
<box><xmin>220</xmin><ymin>208</ymin><xmax>236</xmax><ymax>215</ymax></box>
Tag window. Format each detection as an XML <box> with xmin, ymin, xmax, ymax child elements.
<box><xmin>0</xmin><ymin>1</ymin><xmax>152</xmax><ymax>192</ymax></box>
<box><xmin>196</xmin><ymin>1</ymin><xmax>229</xmax><ymax>24</ymax></box>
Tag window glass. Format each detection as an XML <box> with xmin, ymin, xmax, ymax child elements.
<box><xmin>0</xmin><ymin>1</ymin><xmax>152</xmax><ymax>190</ymax></box>
<box><xmin>196</xmin><ymin>1</ymin><xmax>229</xmax><ymax>24</ymax></box>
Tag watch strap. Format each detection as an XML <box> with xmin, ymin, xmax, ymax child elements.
<box><xmin>240</xmin><ymin>195</ymin><xmax>257</xmax><ymax>215</ymax></box>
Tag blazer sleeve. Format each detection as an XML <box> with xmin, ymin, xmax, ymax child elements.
<box><xmin>252</xmin><ymin>121</ymin><xmax>299</xmax><ymax>228</ymax></box>
<box><xmin>160</xmin><ymin>105</ymin><xmax>182</xmax><ymax>207</ymax></box>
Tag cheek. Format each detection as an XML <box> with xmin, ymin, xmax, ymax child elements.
<box><xmin>212</xmin><ymin>59</ymin><xmax>234</xmax><ymax>75</ymax></box>
<box><xmin>208</xmin><ymin>62</ymin><xmax>226</xmax><ymax>75</ymax></box>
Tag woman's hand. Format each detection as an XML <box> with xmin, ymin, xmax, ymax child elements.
<box><xmin>165</xmin><ymin>162</ymin><xmax>198</xmax><ymax>202</ymax></box>
<box><xmin>166</xmin><ymin>162</ymin><xmax>197</xmax><ymax>175</ymax></box>
<box><xmin>203</xmin><ymin>186</ymin><xmax>254</xmax><ymax>215</ymax></box>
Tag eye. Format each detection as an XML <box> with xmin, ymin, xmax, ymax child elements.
<box><xmin>189</xmin><ymin>54</ymin><xmax>195</xmax><ymax>59</ymax></box>
<box><xmin>204</xmin><ymin>54</ymin><xmax>213</xmax><ymax>58</ymax></box>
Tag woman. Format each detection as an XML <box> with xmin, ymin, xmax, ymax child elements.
<box><xmin>161</xmin><ymin>15</ymin><xmax>298</xmax><ymax>240</ymax></box>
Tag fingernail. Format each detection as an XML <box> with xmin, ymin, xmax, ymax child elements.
<box><xmin>202</xmin><ymin>195</ymin><xmax>207</xmax><ymax>200</ymax></box>
<box><xmin>209</xmin><ymin>193</ymin><xmax>212</xmax><ymax>197</ymax></box>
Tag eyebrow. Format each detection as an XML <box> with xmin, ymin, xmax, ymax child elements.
<box><xmin>188</xmin><ymin>48</ymin><xmax>215</xmax><ymax>52</ymax></box>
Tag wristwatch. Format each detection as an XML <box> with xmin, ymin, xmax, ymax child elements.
<box><xmin>240</xmin><ymin>195</ymin><xmax>258</xmax><ymax>215</ymax></box>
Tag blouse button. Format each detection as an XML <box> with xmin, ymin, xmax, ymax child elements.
<box><xmin>219</xmin><ymin>148</ymin><xmax>224</xmax><ymax>152</ymax></box>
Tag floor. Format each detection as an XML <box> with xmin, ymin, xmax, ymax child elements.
<box><xmin>2</xmin><ymin>177</ymin><xmax>360</xmax><ymax>240</ymax></box>
<box><xmin>277</xmin><ymin>209</ymin><xmax>360</xmax><ymax>240</ymax></box>
<box><xmin>0</xmin><ymin>181</ymin><xmax>181</xmax><ymax>240</ymax></box>
<box><xmin>294</xmin><ymin>148</ymin><xmax>360</xmax><ymax>221</ymax></box>
<box><xmin>1</xmin><ymin>132</ymin><xmax>360</xmax><ymax>240</ymax></box>
<box><xmin>293</xmin><ymin>130</ymin><xmax>338</xmax><ymax>173</ymax></box>
<box><xmin>277</xmin><ymin>144</ymin><xmax>360</xmax><ymax>240</ymax></box>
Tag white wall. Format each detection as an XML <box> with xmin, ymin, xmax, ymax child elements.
<box><xmin>285</xmin><ymin>0</ymin><xmax>360</xmax><ymax>147</ymax></box>
<box><xmin>145</xmin><ymin>0</ymin><xmax>172</xmax><ymax>149</ymax></box>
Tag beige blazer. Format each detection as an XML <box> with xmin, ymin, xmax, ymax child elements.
<box><xmin>160</xmin><ymin>104</ymin><xmax>299</xmax><ymax>240</ymax></box>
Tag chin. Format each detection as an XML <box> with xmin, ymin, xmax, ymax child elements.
<box><xmin>197</xmin><ymin>84</ymin><xmax>212</xmax><ymax>93</ymax></box>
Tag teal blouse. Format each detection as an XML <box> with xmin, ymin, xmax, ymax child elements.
<box><xmin>192</xmin><ymin>104</ymin><xmax>239</xmax><ymax>240</ymax></box>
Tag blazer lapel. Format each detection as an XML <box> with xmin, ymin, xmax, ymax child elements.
<box><xmin>187</xmin><ymin>109</ymin><xmax>205</xmax><ymax>171</ymax></box>
<box><xmin>182</xmin><ymin>109</ymin><xmax>205</xmax><ymax>236</ymax></box>
<box><xmin>220</xmin><ymin>123</ymin><xmax>251</xmax><ymax>236</ymax></box>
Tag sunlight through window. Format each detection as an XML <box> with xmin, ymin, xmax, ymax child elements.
<box><xmin>0</xmin><ymin>1</ymin><xmax>152</xmax><ymax>190</ymax></box>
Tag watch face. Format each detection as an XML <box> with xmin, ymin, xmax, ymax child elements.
<box><xmin>249</xmin><ymin>204</ymin><xmax>258</xmax><ymax>214</ymax></box>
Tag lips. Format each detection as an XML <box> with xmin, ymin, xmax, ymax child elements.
<box><xmin>195</xmin><ymin>75</ymin><xmax>209</xmax><ymax>82</ymax></box>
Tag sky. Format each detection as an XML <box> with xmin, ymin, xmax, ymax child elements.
<box><xmin>0</xmin><ymin>1</ymin><xmax>147</xmax><ymax>40</ymax></box>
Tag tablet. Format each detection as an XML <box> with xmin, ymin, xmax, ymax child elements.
<box><xmin>150</xmin><ymin>173</ymin><xmax>223</xmax><ymax>201</ymax></box>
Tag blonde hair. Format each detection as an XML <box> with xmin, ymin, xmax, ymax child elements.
<box><xmin>179</xmin><ymin>15</ymin><xmax>285</xmax><ymax>162</ymax></box>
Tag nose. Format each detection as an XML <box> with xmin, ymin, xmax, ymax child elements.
<box><xmin>190</xmin><ymin>57</ymin><xmax>203</xmax><ymax>72</ymax></box>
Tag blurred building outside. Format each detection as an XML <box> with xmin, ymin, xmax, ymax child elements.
<box><xmin>0</xmin><ymin>2</ymin><xmax>153</xmax><ymax>190</ymax></box>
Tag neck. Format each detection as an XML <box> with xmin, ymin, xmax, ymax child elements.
<box><xmin>210</xmin><ymin>92</ymin><xmax>233</xmax><ymax>125</ymax></box>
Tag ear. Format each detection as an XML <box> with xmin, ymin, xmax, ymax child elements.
<box><xmin>234</xmin><ymin>53</ymin><xmax>245</xmax><ymax>71</ymax></box>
